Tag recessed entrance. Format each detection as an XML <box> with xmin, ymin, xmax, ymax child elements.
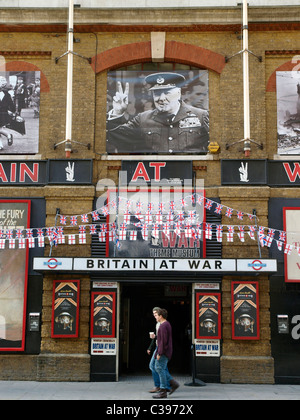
<box><xmin>119</xmin><ymin>283</ymin><xmax>192</xmax><ymax>376</ymax></box>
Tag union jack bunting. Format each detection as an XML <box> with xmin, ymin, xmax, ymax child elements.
<box><xmin>38</xmin><ymin>236</ymin><xmax>45</xmax><ymax>248</ymax></box>
<box><xmin>152</xmin><ymin>224</ymin><xmax>159</xmax><ymax>238</ymax></box>
<box><xmin>188</xmin><ymin>210</ymin><xmax>196</xmax><ymax>221</ymax></box>
<box><xmin>265</xmin><ymin>235</ymin><xmax>273</xmax><ymax>248</ymax></box>
<box><xmin>197</xmin><ymin>195</ymin><xmax>205</xmax><ymax>205</ymax></box>
<box><xmin>145</xmin><ymin>211</ymin><xmax>152</xmax><ymax>225</ymax></box>
<box><xmin>214</xmin><ymin>204</ymin><xmax>223</xmax><ymax>215</ymax></box>
<box><xmin>141</xmin><ymin>225</ymin><xmax>149</xmax><ymax>240</ymax></box>
<box><xmin>101</xmin><ymin>206</ymin><xmax>109</xmax><ymax>216</ymax></box>
<box><xmin>279</xmin><ymin>231</ymin><xmax>286</xmax><ymax>242</ymax></box>
<box><xmin>60</xmin><ymin>215</ymin><xmax>67</xmax><ymax>225</ymax></box>
<box><xmin>196</xmin><ymin>223</ymin><xmax>202</xmax><ymax>240</ymax></box>
<box><xmin>156</xmin><ymin>213</ymin><xmax>163</xmax><ymax>225</ymax></box>
<box><xmin>158</xmin><ymin>202</ymin><xmax>165</xmax><ymax>212</ymax></box>
<box><xmin>148</xmin><ymin>202</ymin><xmax>154</xmax><ymax>213</ymax></box>
<box><xmin>226</xmin><ymin>232</ymin><xmax>234</xmax><ymax>242</ymax></box>
<box><xmin>163</xmin><ymin>223</ymin><xmax>170</xmax><ymax>236</ymax></box>
<box><xmin>124</xmin><ymin>212</ymin><xmax>131</xmax><ymax>224</ymax></box>
<box><xmin>190</xmin><ymin>194</ymin><xmax>196</xmax><ymax>204</ymax></box>
<box><xmin>185</xmin><ymin>224</ymin><xmax>193</xmax><ymax>238</ymax></box>
<box><xmin>225</xmin><ymin>207</ymin><xmax>233</xmax><ymax>218</ymax></box>
<box><xmin>0</xmin><ymin>239</ymin><xmax>5</xmax><ymax>249</ymax></box>
<box><xmin>181</xmin><ymin>198</ymin><xmax>187</xmax><ymax>207</ymax></box>
<box><xmin>248</xmin><ymin>225</ymin><xmax>256</xmax><ymax>240</ymax></box>
<box><xmin>70</xmin><ymin>216</ymin><xmax>77</xmax><ymax>226</ymax></box>
<box><xmin>81</xmin><ymin>214</ymin><xmax>89</xmax><ymax>223</ymax></box>
<box><xmin>0</xmin><ymin>228</ymin><xmax>4</xmax><ymax>238</ymax></box>
<box><xmin>205</xmin><ymin>199</ymin><xmax>213</xmax><ymax>210</ymax></box>
<box><xmin>16</xmin><ymin>229</ymin><xmax>24</xmax><ymax>239</ymax></box>
<box><xmin>108</xmin><ymin>231</ymin><xmax>115</xmax><ymax>242</ymax></box>
<box><xmin>110</xmin><ymin>222</ymin><xmax>117</xmax><ymax>231</ymax></box>
<box><xmin>89</xmin><ymin>225</ymin><xmax>97</xmax><ymax>234</ymax></box>
<box><xmin>177</xmin><ymin>211</ymin><xmax>184</xmax><ymax>221</ymax></box>
<box><xmin>119</xmin><ymin>223</ymin><xmax>127</xmax><ymax>232</ymax></box>
<box><xmin>91</xmin><ymin>211</ymin><xmax>100</xmax><ymax>221</ymax></box>
<box><xmin>6</xmin><ymin>229</ymin><xmax>14</xmax><ymax>239</ymax></box>
<box><xmin>57</xmin><ymin>235</ymin><xmax>65</xmax><ymax>244</ymax></box>
<box><xmin>169</xmin><ymin>201</ymin><xmax>175</xmax><ymax>211</ymax></box>
<box><xmin>136</xmin><ymin>201</ymin><xmax>143</xmax><ymax>211</ymax></box>
<box><xmin>237</xmin><ymin>211</ymin><xmax>244</xmax><ymax>220</ymax></box>
<box><xmin>268</xmin><ymin>228</ymin><xmax>275</xmax><ymax>239</ymax></box>
<box><xmin>276</xmin><ymin>240</ymin><xmax>283</xmax><ymax>251</ymax></box>
<box><xmin>118</xmin><ymin>230</ymin><xmax>127</xmax><ymax>241</ymax></box>
<box><xmin>100</xmin><ymin>223</ymin><xmax>107</xmax><ymax>233</ymax></box>
<box><xmin>167</xmin><ymin>212</ymin><xmax>174</xmax><ymax>224</ymax></box>
<box><xmin>237</xmin><ymin>226</ymin><xmax>245</xmax><ymax>242</ymax></box>
<box><xmin>79</xmin><ymin>225</ymin><xmax>86</xmax><ymax>234</ymax></box>
<box><xmin>205</xmin><ymin>223</ymin><xmax>212</xmax><ymax>240</ymax></box>
<box><xmin>37</xmin><ymin>228</ymin><xmax>44</xmax><ymax>237</ymax></box>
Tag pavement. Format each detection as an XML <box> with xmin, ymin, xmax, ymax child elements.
<box><xmin>0</xmin><ymin>374</ymin><xmax>300</xmax><ymax>401</ymax></box>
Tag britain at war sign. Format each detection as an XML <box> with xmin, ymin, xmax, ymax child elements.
<box><xmin>90</xmin><ymin>292</ymin><xmax>116</xmax><ymax>338</ymax></box>
<box><xmin>231</xmin><ymin>281</ymin><xmax>260</xmax><ymax>340</ymax></box>
<box><xmin>196</xmin><ymin>293</ymin><xmax>221</xmax><ymax>340</ymax></box>
<box><xmin>51</xmin><ymin>280</ymin><xmax>80</xmax><ymax>338</ymax></box>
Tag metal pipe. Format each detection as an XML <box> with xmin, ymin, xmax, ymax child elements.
<box><xmin>65</xmin><ymin>0</ymin><xmax>74</xmax><ymax>158</ymax></box>
<box><xmin>242</xmin><ymin>0</ymin><xmax>251</xmax><ymax>156</ymax></box>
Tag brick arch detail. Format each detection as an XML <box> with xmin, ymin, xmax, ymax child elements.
<box><xmin>91</xmin><ymin>41</ymin><xmax>226</xmax><ymax>74</ymax></box>
<box><xmin>4</xmin><ymin>61</ymin><xmax>50</xmax><ymax>93</ymax></box>
<box><xmin>266</xmin><ymin>60</ymin><xmax>299</xmax><ymax>92</ymax></box>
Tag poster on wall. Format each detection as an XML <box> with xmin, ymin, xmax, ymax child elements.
<box><xmin>276</xmin><ymin>71</ymin><xmax>300</xmax><ymax>155</ymax></box>
<box><xmin>0</xmin><ymin>71</ymin><xmax>40</xmax><ymax>155</ymax></box>
<box><xmin>283</xmin><ymin>207</ymin><xmax>300</xmax><ymax>282</ymax></box>
<box><xmin>90</xmin><ymin>292</ymin><xmax>116</xmax><ymax>338</ymax></box>
<box><xmin>51</xmin><ymin>280</ymin><xmax>80</xmax><ymax>338</ymax></box>
<box><xmin>106</xmin><ymin>70</ymin><xmax>209</xmax><ymax>154</ymax></box>
<box><xmin>108</xmin><ymin>187</ymin><xmax>205</xmax><ymax>259</ymax></box>
<box><xmin>231</xmin><ymin>281</ymin><xmax>259</xmax><ymax>340</ymax></box>
<box><xmin>196</xmin><ymin>293</ymin><xmax>221</xmax><ymax>339</ymax></box>
<box><xmin>0</xmin><ymin>200</ymin><xmax>31</xmax><ymax>351</ymax></box>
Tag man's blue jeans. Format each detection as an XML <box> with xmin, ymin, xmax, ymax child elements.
<box><xmin>154</xmin><ymin>354</ymin><xmax>172</xmax><ymax>390</ymax></box>
<box><xmin>149</xmin><ymin>349</ymin><xmax>171</xmax><ymax>389</ymax></box>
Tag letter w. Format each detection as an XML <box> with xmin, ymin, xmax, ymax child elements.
<box><xmin>283</xmin><ymin>162</ymin><xmax>300</xmax><ymax>182</ymax></box>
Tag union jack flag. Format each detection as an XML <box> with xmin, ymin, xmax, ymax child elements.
<box><xmin>141</xmin><ymin>225</ymin><xmax>149</xmax><ymax>241</ymax></box>
<box><xmin>0</xmin><ymin>239</ymin><xmax>5</xmax><ymax>249</ymax></box>
<box><xmin>9</xmin><ymin>238</ymin><xmax>15</xmax><ymax>249</ymax></box>
<box><xmin>238</xmin><ymin>226</ymin><xmax>245</xmax><ymax>242</ymax></box>
<box><xmin>226</xmin><ymin>232</ymin><xmax>234</xmax><ymax>242</ymax></box>
<box><xmin>136</xmin><ymin>201</ymin><xmax>143</xmax><ymax>211</ymax></box>
<box><xmin>26</xmin><ymin>229</ymin><xmax>33</xmax><ymax>238</ymax></box>
<box><xmin>6</xmin><ymin>229</ymin><xmax>13</xmax><ymax>240</ymax></box>
<box><xmin>169</xmin><ymin>201</ymin><xmax>175</xmax><ymax>211</ymax></box>
<box><xmin>268</xmin><ymin>228</ymin><xmax>275</xmax><ymax>239</ymax></box>
<box><xmin>276</xmin><ymin>240</ymin><xmax>283</xmax><ymax>251</ymax></box>
<box><xmin>248</xmin><ymin>225</ymin><xmax>256</xmax><ymax>240</ymax></box>
<box><xmin>156</xmin><ymin>213</ymin><xmax>163</xmax><ymax>225</ymax></box>
<box><xmin>110</xmin><ymin>222</ymin><xmax>117</xmax><ymax>231</ymax></box>
<box><xmin>214</xmin><ymin>204</ymin><xmax>223</xmax><ymax>215</ymax></box>
<box><xmin>70</xmin><ymin>216</ymin><xmax>77</xmax><ymax>226</ymax></box>
<box><xmin>98</xmin><ymin>232</ymin><xmax>106</xmax><ymax>242</ymax></box>
<box><xmin>119</xmin><ymin>223</ymin><xmax>127</xmax><ymax>232</ymax></box>
<box><xmin>124</xmin><ymin>212</ymin><xmax>131</xmax><ymax>224</ymax></box>
<box><xmin>237</xmin><ymin>211</ymin><xmax>244</xmax><ymax>220</ymax></box>
<box><xmin>148</xmin><ymin>202</ymin><xmax>154</xmax><ymax>213</ymax></box>
<box><xmin>37</xmin><ymin>228</ymin><xmax>44</xmax><ymax>237</ymax></box>
<box><xmin>28</xmin><ymin>237</ymin><xmax>35</xmax><ymax>248</ymax></box>
<box><xmin>177</xmin><ymin>211</ymin><xmax>184</xmax><ymax>221</ymax></box>
<box><xmin>167</xmin><ymin>212</ymin><xmax>174</xmax><ymax>224</ymax></box>
<box><xmin>145</xmin><ymin>211</ymin><xmax>152</xmax><ymax>225</ymax></box>
<box><xmin>38</xmin><ymin>236</ymin><xmax>45</xmax><ymax>248</ymax></box>
<box><xmin>100</xmin><ymin>223</ymin><xmax>107</xmax><ymax>233</ymax></box>
<box><xmin>60</xmin><ymin>215</ymin><xmax>67</xmax><ymax>225</ymax></box>
<box><xmin>205</xmin><ymin>199</ymin><xmax>213</xmax><ymax>210</ymax></box>
<box><xmin>81</xmin><ymin>214</ymin><xmax>89</xmax><ymax>223</ymax></box>
<box><xmin>57</xmin><ymin>227</ymin><xmax>64</xmax><ymax>236</ymax></box>
<box><xmin>118</xmin><ymin>230</ymin><xmax>127</xmax><ymax>241</ymax></box>
<box><xmin>91</xmin><ymin>211</ymin><xmax>100</xmax><ymax>221</ymax></box>
<box><xmin>108</xmin><ymin>230</ymin><xmax>115</xmax><ymax>241</ymax></box>
<box><xmin>0</xmin><ymin>228</ymin><xmax>4</xmax><ymax>238</ymax></box>
<box><xmin>188</xmin><ymin>210</ymin><xmax>196</xmax><ymax>221</ymax></box>
<box><xmin>16</xmin><ymin>229</ymin><xmax>24</xmax><ymax>239</ymax></box>
<box><xmin>79</xmin><ymin>225</ymin><xmax>86</xmax><ymax>234</ymax></box>
<box><xmin>89</xmin><ymin>225</ymin><xmax>97</xmax><ymax>234</ymax></box>
<box><xmin>225</xmin><ymin>207</ymin><xmax>233</xmax><ymax>218</ymax></box>
<box><xmin>265</xmin><ymin>235</ymin><xmax>273</xmax><ymax>248</ymax></box>
<box><xmin>190</xmin><ymin>194</ymin><xmax>196</xmax><ymax>204</ymax></box>
<box><xmin>79</xmin><ymin>234</ymin><xmax>86</xmax><ymax>244</ymax></box>
<box><xmin>279</xmin><ymin>231</ymin><xmax>286</xmax><ymax>242</ymax></box>
<box><xmin>181</xmin><ymin>198</ymin><xmax>187</xmax><ymax>208</ymax></box>
<box><xmin>158</xmin><ymin>202</ymin><xmax>165</xmax><ymax>212</ymax></box>
<box><xmin>197</xmin><ymin>195</ymin><xmax>205</xmax><ymax>205</ymax></box>
<box><xmin>205</xmin><ymin>223</ymin><xmax>212</xmax><ymax>240</ymax></box>
<box><xmin>19</xmin><ymin>238</ymin><xmax>26</xmax><ymax>249</ymax></box>
<box><xmin>163</xmin><ymin>223</ymin><xmax>170</xmax><ymax>236</ymax></box>
<box><xmin>101</xmin><ymin>206</ymin><xmax>109</xmax><ymax>216</ymax></box>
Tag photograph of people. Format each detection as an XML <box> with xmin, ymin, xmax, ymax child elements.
<box><xmin>106</xmin><ymin>70</ymin><xmax>209</xmax><ymax>154</ymax></box>
<box><xmin>0</xmin><ymin>71</ymin><xmax>40</xmax><ymax>154</ymax></box>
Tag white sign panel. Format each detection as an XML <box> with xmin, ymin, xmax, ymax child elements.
<box><xmin>156</xmin><ymin>259</ymin><xmax>236</xmax><ymax>271</ymax></box>
<box><xmin>195</xmin><ymin>339</ymin><xmax>220</xmax><ymax>357</ymax></box>
<box><xmin>73</xmin><ymin>258</ymin><xmax>154</xmax><ymax>271</ymax></box>
<box><xmin>284</xmin><ymin>208</ymin><xmax>300</xmax><ymax>282</ymax></box>
<box><xmin>91</xmin><ymin>338</ymin><xmax>117</xmax><ymax>355</ymax></box>
<box><xmin>236</xmin><ymin>259</ymin><xmax>277</xmax><ymax>272</ymax></box>
<box><xmin>33</xmin><ymin>257</ymin><xmax>73</xmax><ymax>271</ymax></box>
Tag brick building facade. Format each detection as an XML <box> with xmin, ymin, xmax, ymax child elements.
<box><xmin>0</xmin><ymin>2</ymin><xmax>299</xmax><ymax>383</ymax></box>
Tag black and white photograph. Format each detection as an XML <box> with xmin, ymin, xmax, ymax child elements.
<box><xmin>276</xmin><ymin>71</ymin><xmax>300</xmax><ymax>155</ymax></box>
<box><xmin>0</xmin><ymin>71</ymin><xmax>40</xmax><ymax>155</ymax></box>
<box><xmin>106</xmin><ymin>70</ymin><xmax>209</xmax><ymax>154</ymax></box>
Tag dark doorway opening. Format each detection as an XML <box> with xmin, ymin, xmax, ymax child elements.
<box><xmin>119</xmin><ymin>283</ymin><xmax>192</xmax><ymax>376</ymax></box>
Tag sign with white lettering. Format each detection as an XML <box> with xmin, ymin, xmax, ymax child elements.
<box><xmin>33</xmin><ymin>257</ymin><xmax>73</xmax><ymax>271</ymax></box>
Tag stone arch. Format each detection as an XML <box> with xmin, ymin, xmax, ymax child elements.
<box><xmin>266</xmin><ymin>60</ymin><xmax>300</xmax><ymax>92</ymax></box>
<box><xmin>91</xmin><ymin>40</ymin><xmax>226</xmax><ymax>74</ymax></box>
<box><xmin>4</xmin><ymin>61</ymin><xmax>50</xmax><ymax>93</ymax></box>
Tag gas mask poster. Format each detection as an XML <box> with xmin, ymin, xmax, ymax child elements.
<box><xmin>106</xmin><ymin>70</ymin><xmax>209</xmax><ymax>154</ymax></box>
<box><xmin>0</xmin><ymin>200</ymin><xmax>30</xmax><ymax>351</ymax></box>
<box><xmin>231</xmin><ymin>281</ymin><xmax>260</xmax><ymax>340</ymax></box>
<box><xmin>91</xmin><ymin>292</ymin><xmax>116</xmax><ymax>338</ymax></box>
<box><xmin>196</xmin><ymin>293</ymin><xmax>221</xmax><ymax>339</ymax></box>
<box><xmin>51</xmin><ymin>280</ymin><xmax>80</xmax><ymax>338</ymax></box>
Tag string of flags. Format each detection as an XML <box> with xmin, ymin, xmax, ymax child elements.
<box><xmin>0</xmin><ymin>193</ymin><xmax>299</xmax><ymax>257</ymax></box>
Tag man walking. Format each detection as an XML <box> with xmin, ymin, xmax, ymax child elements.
<box><xmin>153</xmin><ymin>308</ymin><xmax>179</xmax><ymax>399</ymax></box>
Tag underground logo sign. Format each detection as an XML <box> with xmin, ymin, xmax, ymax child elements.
<box><xmin>44</xmin><ymin>258</ymin><xmax>62</xmax><ymax>270</ymax></box>
<box><xmin>247</xmin><ymin>260</ymin><xmax>267</xmax><ymax>271</ymax></box>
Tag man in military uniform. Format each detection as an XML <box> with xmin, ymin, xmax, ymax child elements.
<box><xmin>106</xmin><ymin>72</ymin><xmax>209</xmax><ymax>153</ymax></box>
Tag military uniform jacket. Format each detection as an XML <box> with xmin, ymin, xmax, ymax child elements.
<box><xmin>106</xmin><ymin>101</ymin><xmax>209</xmax><ymax>153</ymax></box>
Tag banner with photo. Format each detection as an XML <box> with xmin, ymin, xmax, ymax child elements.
<box><xmin>283</xmin><ymin>207</ymin><xmax>300</xmax><ymax>282</ymax></box>
<box><xmin>196</xmin><ymin>292</ymin><xmax>221</xmax><ymax>339</ymax></box>
<box><xmin>276</xmin><ymin>71</ymin><xmax>300</xmax><ymax>155</ymax></box>
<box><xmin>0</xmin><ymin>200</ymin><xmax>31</xmax><ymax>351</ymax></box>
<box><xmin>106</xmin><ymin>70</ymin><xmax>209</xmax><ymax>154</ymax></box>
<box><xmin>0</xmin><ymin>71</ymin><xmax>40</xmax><ymax>154</ymax></box>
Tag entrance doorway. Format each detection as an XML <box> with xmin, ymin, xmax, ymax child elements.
<box><xmin>119</xmin><ymin>283</ymin><xmax>192</xmax><ymax>376</ymax></box>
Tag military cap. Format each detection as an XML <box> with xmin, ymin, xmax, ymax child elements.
<box><xmin>145</xmin><ymin>72</ymin><xmax>186</xmax><ymax>90</ymax></box>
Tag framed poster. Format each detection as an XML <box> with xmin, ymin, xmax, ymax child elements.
<box><xmin>196</xmin><ymin>292</ymin><xmax>221</xmax><ymax>339</ymax></box>
<box><xmin>90</xmin><ymin>292</ymin><xmax>116</xmax><ymax>338</ymax></box>
<box><xmin>108</xmin><ymin>186</ymin><xmax>205</xmax><ymax>259</ymax></box>
<box><xmin>106</xmin><ymin>70</ymin><xmax>209</xmax><ymax>154</ymax></box>
<box><xmin>276</xmin><ymin>71</ymin><xmax>300</xmax><ymax>155</ymax></box>
<box><xmin>0</xmin><ymin>71</ymin><xmax>40</xmax><ymax>155</ymax></box>
<box><xmin>283</xmin><ymin>207</ymin><xmax>300</xmax><ymax>282</ymax></box>
<box><xmin>0</xmin><ymin>200</ymin><xmax>31</xmax><ymax>351</ymax></box>
<box><xmin>51</xmin><ymin>280</ymin><xmax>80</xmax><ymax>338</ymax></box>
<box><xmin>231</xmin><ymin>281</ymin><xmax>260</xmax><ymax>340</ymax></box>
